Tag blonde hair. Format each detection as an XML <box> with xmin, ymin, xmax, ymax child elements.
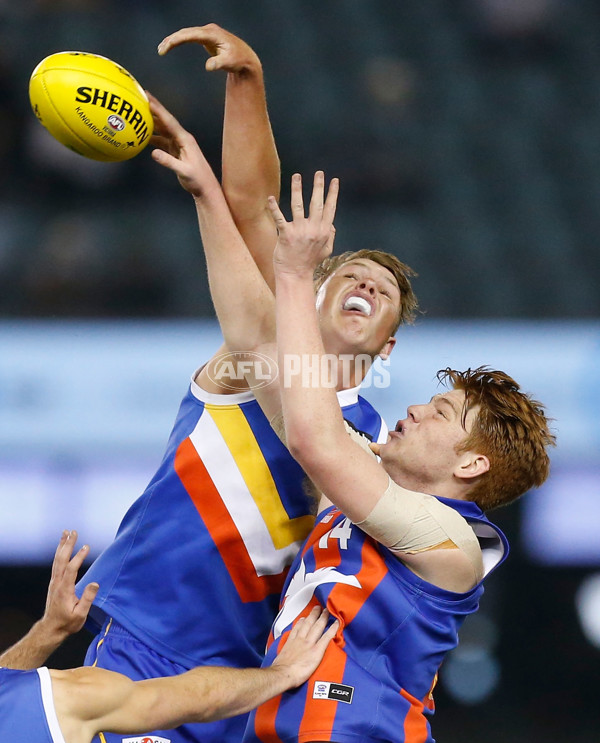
<box><xmin>438</xmin><ymin>366</ymin><xmax>556</xmax><ymax>510</ymax></box>
<box><xmin>313</xmin><ymin>249</ymin><xmax>418</xmax><ymax>334</ymax></box>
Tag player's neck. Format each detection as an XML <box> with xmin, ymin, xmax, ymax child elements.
<box><xmin>333</xmin><ymin>355</ymin><xmax>373</xmax><ymax>391</ymax></box>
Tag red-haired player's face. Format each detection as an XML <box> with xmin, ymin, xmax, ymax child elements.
<box><xmin>379</xmin><ymin>390</ymin><xmax>482</xmax><ymax>493</ymax></box>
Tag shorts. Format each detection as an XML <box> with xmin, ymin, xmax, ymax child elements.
<box><xmin>85</xmin><ymin>617</ymin><xmax>250</xmax><ymax>743</ymax></box>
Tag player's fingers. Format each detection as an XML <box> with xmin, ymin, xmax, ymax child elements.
<box><xmin>72</xmin><ymin>583</ymin><xmax>100</xmax><ymax>630</ymax></box>
<box><xmin>304</xmin><ymin>607</ymin><xmax>330</xmax><ymax>642</ymax></box>
<box><xmin>205</xmin><ymin>49</ymin><xmax>235</xmax><ymax>72</ymax></box>
<box><xmin>149</xmin><ymin>130</ymin><xmax>175</xmax><ymax>147</ymax></box>
<box><xmin>267</xmin><ymin>195</ymin><xmax>287</xmax><ymax>231</ymax></box>
<box><xmin>290</xmin><ymin>173</ymin><xmax>305</xmax><ymax>220</ymax></box>
<box><xmin>286</xmin><ymin>616</ymin><xmax>304</xmax><ymax>641</ymax></box>
<box><xmin>151</xmin><ymin>148</ymin><xmax>185</xmax><ymax>174</ymax></box>
<box><xmin>157</xmin><ymin>26</ymin><xmax>217</xmax><ymax>55</ymax></box>
<box><xmin>51</xmin><ymin>530</ymin><xmax>70</xmax><ymax>578</ymax></box>
<box><xmin>149</xmin><ymin>135</ymin><xmax>173</xmax><ymax>153</ymax></box>
<box><xmin>54</xmin><ymin>530</ymin><xmax>78</xmax><ymax>577</ymax></box>
<box><xmin>308</xmin><ymin>171</ymin><xmax>325</xmax><ymax>219</ymax></box>
<box><xmin>65</xmin><ymin>543</ymin><xmax>90</xmax><ymax>577</ymax></box>
<box><xmin>318</xmin><ymin>619</ymin><xmax>340</xmax><ymax>648</ymax></box>
<box><xmin>147</xmin><ymin>93</ymin><xmax>184</xmax><ymax>137</ymax></box>
<box><xmin>76</xmin><ymin>582</ymin><xmax>100</xmax><ymax>616</ymax></box>
<box><xmin>325</xmin><ymin>225</ymin><xmax>336</xmax><ymax>256</ymax></box>
<box><xmin>292</xmin><ymin>606</ymin><xmax>325</xmax><ymax>641</ymax></box>
<box><xmin>323</xmin><ymin>177</ymin><xmax>339</xmax><ymax>227</ymax></box>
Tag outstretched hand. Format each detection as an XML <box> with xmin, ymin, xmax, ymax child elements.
<box><xmin>0</xmin><ymin>530</ymin><xmax>97</xmax><ymax>669</ymax></box>
<box><xmin>148</xmin><ymin>92</ymin><xmax>217</xmax><ymax>199</ymax></box>
<box><xmin>40</xmin><ymin>530</ymin><xmax>98</xmax><ymax>643</ymax></box>
<box><xmin>269</xmin><ymin>171</ymin><xmax>339</xmax><ymax>279</ymax></box>
<box><xmin>270</xmin><ymin>606</ymin><xmax>339</xmax><ymax>687</ymax></box>
<box><xmin>157</xmin><ymin>23</ymin><xmax>261</xmax><ymax>74</ymax></box>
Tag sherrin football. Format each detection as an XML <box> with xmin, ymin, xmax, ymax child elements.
<box><xmin>29</xmin><ymin>51</ymin><xmax>153</xmax><ymax>162</ymax></box>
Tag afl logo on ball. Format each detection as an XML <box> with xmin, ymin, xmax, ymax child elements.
<box><xmin>107</xmin><ymin>114</ymin><xmax>125</xmax><ymax>131</ymax></box>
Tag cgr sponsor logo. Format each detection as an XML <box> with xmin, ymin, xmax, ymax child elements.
<box><xmin>122</xmin><ymin>736</ymin><xmax>171</xmax><ymax>743</ymax></box>
<box><xmin>312</xmin><ymin>680</ymin><xmax>354</xmax><ymax>704</ymax></box>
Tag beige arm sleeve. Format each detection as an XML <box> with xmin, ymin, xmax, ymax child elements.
<box><xmin>272</xmin><ymin>411</ymin><xmax>481</xmax><ymax>571</ymax></box>
<box><xmin>355</xmin><ymin>479</ymin><xmax>479</xmax><ymax>555</ymax></box>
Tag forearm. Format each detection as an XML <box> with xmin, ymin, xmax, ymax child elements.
<box><xmin>0</xmin><ymin>618</ymin><xmax>67</xmax><ymax>669</ymax></box>
<box><xmin>193</xmin><ymin>185</ymin><xmax>275</xmax><ymax>353</ymax></box>
<box><xmin>94</xmin><ymin>664</ymin><xmax>296</xmax><ymax>732</ymax></box>
<box><xmin>275</xmin><ymin>271</ymin><xmax>345</xmax><ymax>455</ymax></box>
<box><xmin>222</xmin><ymin>67</ymin><xmax>280</xmax><ymax>290</ymax></box>
<box><xmin>223</xmin><ymin>67</ymin><xmax>280</xmax><ymax>211</ymax></box>
<box><xmin>152</xmin><ymin>664</ymin><xmax>295</xmax><ymax>725</ymax></box>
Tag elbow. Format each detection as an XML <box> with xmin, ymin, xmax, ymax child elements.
<box><xmin>286</xmin><ymin>424</ymin><xmax>333</xmax><ymax>475</ymax></box>
<box><xmin>224</xmin><ymin>188</ymin><xmax>271</xmax><ymax>225</ymax></box>
<box><xmin>286</xmin><ymin>430</ymin><xmax>313</xmax><ymax>467</ymax></box>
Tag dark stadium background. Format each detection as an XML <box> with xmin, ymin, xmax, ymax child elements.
<box><xmin>1</xmin><ymin>2</ymin><xmax>599</xmax><ymax>741</ymax></box>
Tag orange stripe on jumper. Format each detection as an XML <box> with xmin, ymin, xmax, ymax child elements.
<box><xmin>327</xmin><ymin>534</ymin><xmax>388</xmax><ymax>628</ymax></box>
<box><xmin>174</xmin><ymin>436</ymin><xmax>286</xmax><ymax>603</ymax></box>
<box><xmin>400</xmin><ymin>687</ymin><xmax>430</xmax><ymax>743</ymax></box>
<box><xmin>296</xmin><ymin>528</ymin><xmax>389</xmax><ymax>740</ymax></box>
<box><xmin>253</xmin><ymin>681</ymin><xmax>286</xmax><ymax>743</ymax></box>
<box><xmin>298</xmin><ymin>618</ymin><xmax>347</xmax><ymax>741</ymax></box>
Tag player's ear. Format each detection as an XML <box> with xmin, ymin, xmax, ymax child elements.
<box><xmin>378</xmin><ymin>337</ymin><xmax>396</xmax><ymax>361</ymax></box>
<box><xmin>455</xmin><ymin>452</ymin><xmax>490</xmax><ymax>481</ymax></box>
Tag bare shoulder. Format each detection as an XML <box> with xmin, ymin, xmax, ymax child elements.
<box><xmin>195</xmin><ymin>348</ymin><xmax>252</xmax><ymax>395</ymax></box>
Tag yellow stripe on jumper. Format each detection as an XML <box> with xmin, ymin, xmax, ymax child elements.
<box><xmin>207</xmin><ymin>405</ymin><xmax>313</xmax><ymax>549</ymax></box>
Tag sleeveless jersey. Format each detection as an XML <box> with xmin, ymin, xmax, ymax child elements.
<box><xmin>78</xmin><ymin>373</ymin><xmax>387</xmax><ymax>671</ymax></box>
<box><xmin>0</xmin><ymin>667</ymin><xmax>65</xmax><ymax>743</ymax></box>
<box><xmin>243</xmin><ymin>498</ymin><xmax>508</xmax><ymax>743</ymax></box>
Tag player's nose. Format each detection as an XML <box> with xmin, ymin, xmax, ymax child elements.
<box><xmin>358</xmin><ymin>278</ymin><xmax>377</xmax><ymax>295</ymax></box>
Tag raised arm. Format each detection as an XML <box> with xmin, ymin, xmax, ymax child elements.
<box><xmin>0</xmin><ymin>531</ymin><xmax>98</xmax><ymax>669</ymax></box>
<box><xmin>52</xmin><ymin>607</ymin><xmax>337</xmax><ymax>740</ymax></box>
<box><xmin>269</xmin><ymin>174</ymin><xmax>484</xmax><ymax>591</ymax></box>
<box><xmin>268</xmin><ymin>172</ymin><xmax>391</xmax><ymax>522</ymax></box>
<box><xmin>149</xmin><ymin>95</ymin><xmax>279</xmax><ymax>413</ymax></box>
<box><xmin>158</xmin><ymin>23</ymin><xmax>280</xmax><ymax>290</ymax></box>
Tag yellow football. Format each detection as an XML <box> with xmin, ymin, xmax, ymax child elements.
<box><xmin>29</xmin><ymin>51</ymin><xmax>153</xmax><ymax>162</ymax></box>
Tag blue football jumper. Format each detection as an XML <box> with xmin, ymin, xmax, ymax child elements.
<box><xmin>78</xmin><ymin>375</ymin><xmax>388</xmax><ymax>743</ymax></box>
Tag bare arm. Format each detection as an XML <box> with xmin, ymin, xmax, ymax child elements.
<box><xmin>158</xmin><ymin>23</ymin><xmax>280</xmax><ymax>290</ymax></box>
<box><xmin>269</xmin><ymin>173</ymin><xmax>390</xmax><ymax>522</ymax></box>
<box><xmin>0</xmin><ymin>531</ymin><xmax>98</xmax><ymax>669</ymax></box>
<box><xmin>52</xmin><ymin>607</ymin><xmax>337</xmax><ymax>741</ymax></box>
<box><xmin>149</xmin><ymin>94</ymin><xmax>280</xmax><ymax>416</ymax></box>
<box><xmin>269</xmin><ymin>175</ymin><xmax>481</xmax><ymax>591</ymax></box>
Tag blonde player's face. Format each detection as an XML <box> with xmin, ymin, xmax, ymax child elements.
<box><xmin>315</xmin><ymin>259</ymin><xmax>400</xmax><ymax>358</ymax></box>
<box><xmin>379</xmin><ymin>390</ymin><xmax>480</xmax><ymax>491</ymax></box>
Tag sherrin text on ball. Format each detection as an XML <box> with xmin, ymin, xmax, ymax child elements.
<box><xmin>29</xmin><ymin>51</ymin><xmax>153</xmax><ymax>162</ymax></box>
